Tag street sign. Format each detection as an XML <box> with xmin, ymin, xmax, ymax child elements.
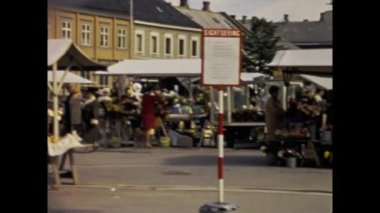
<box><xmin>202</xmin><ymin>29</ymin><xmax>242</xmax><ymax>86</ymax></box>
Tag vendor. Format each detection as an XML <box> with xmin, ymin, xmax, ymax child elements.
<box><xmin>265</xmin><ymin>86</ymin><xmax>285</xmax><ymax>151</ymax></box>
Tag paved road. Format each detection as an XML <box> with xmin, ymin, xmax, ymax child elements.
<box><xmin>48</xmin><ymin>147</ymin><xmax>332</xmax><ymax>213</ymax></box>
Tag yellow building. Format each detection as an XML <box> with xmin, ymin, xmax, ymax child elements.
<box><xmin>48</xmin><ymin>0</ymin><xmax>202</xmax><ymax>88</ymax></box>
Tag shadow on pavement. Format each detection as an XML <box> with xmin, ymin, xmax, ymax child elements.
<box><xmin>164</xmin><ymin>155</ymin><xmax>270</xmax><ymax>167</ymax></box>
<box><xmin>49</xmin><ymin>209</ymin><xmax>103</xmax><ymax>213</ymax></box>
<box><xmin>75</xmin><ymin>149</ymin><xmax>153</xmax><ymax>154</ymax></box>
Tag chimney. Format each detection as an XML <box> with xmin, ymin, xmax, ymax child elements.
<box><xmin>180</xmin><ymin>0</ymin><xmax>189</xmax><ymax>8</ymax></box>
<box><xmin>230</xmin><ymin>15</ymin><xmax>236</xmax><ymax>20</ymax></box>
<box><xmin>202</xmin><ymin>1</ymin><xmax>210</xmax><ymax>11</ymax></box>
<box><xmin>284</xmin><ymin>14</ymin><xmax>289</xmax><ymax>22</ymax></box>
<box><xmin>242</xmin><ymin>15</ymin><xmax>247</xmax><ymax>23</ymax></box>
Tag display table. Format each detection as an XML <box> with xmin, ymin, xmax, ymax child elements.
<box><xmin>223</xmin><ymin>122</ymin><xmax>266</xmax><ymax>148</ymax></box>
<box><xmin>48</xmin><ymin>133</ymin><xmax>92</xmax><ymax>189</ymax></box>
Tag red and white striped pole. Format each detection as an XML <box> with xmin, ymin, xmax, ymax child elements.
<box><xmin>217</xmin><ymin>87</ymin><xmax>224</xmax><ymax>203</ymax></box>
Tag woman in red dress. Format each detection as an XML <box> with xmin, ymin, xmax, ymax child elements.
<box><xmin>141</xmin><ymin>86</ymin><xmax>160</xmax><ymax>147</ymax></box>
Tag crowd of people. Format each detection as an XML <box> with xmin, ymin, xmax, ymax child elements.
<box><xmin>47</xmin><ymin>81</ymin><xmax>212</xmax><ymax>151</ymax></box>
<box><xmin>47</xmin><ymin>79</ymin><xmax>332</xmax><ymax>159</ymax></box>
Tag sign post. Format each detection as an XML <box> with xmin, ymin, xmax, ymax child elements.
<box><xmin>199</xmin><ymin>29</ymin><xmax>241</xmax><ymax>212</ymax></box>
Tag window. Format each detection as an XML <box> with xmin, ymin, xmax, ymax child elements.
<box><xmin>100</xmin><ymin>76</ymin><xmax>109</xmax><ymax>86</ymax></box>
<box><xmin>100</xmin><ymin>25</ymin><xmax>109</xmax><ymax>47</ymax></box>
<box><xmin>191</xmin><ymin>36</ymin><xmax>199</xmax><ymax>57</ymax></box>
<box><xmin>178</xmin><ymin>35</ymin><xmax>186</xmax><ymax>56</ymax></box>
<box><xmin>117</xmin><ymin>27</ymin><xmax>126</xmax><ymax>49</ymax></box>
<box><xmin>81</xmin><ymin>23</ymin><xmax>91</xmax><ymax>46</ymax></box>
<box><xmin>212</xmin><ymin>17</ymin><xmax>221</xmax><ymax>24</ymax></box>
<box><xmin>81</xmin><ymin>71</ymin><xmax>91</xmax><ymax>80</ymax></box>
<box><xmin>150</xmin><ymin>32</ymin><xmax>159</xmax><ymax>55</ymax></box>
<box><xmin>61</xmin><ymin>20</ymin><xmax>72</xmax><ymax>39</ymax></box>
<box><xmin>164</xmin><ymin>34</ymin><xmax>173</xmax><ymax>56</ymax></box>
<box><xmin>192</xmin><ymin>40</ymin><xmax>197</xmax><ymax>56</ymax></box>
<box><xmin>135</xmin><ymin>30</ymin><xmax>145</xmax><ymax>54</ymax></box>
<box><xmin>179</xmin><ymin>39</ymin><xmax>184</xmax><ymax>55</ymax></box>
<box><xmin>136</xmin><ymin>34</ymin><xmax>143</xmax><ymax>52</ymax></box>
<box><xmin>165</xmin><ymin>38</ymin><xmax>171</xmax><ymax>54</ymax></box>
<box><xmin>156</xmin><ymin>6</ymin><xmax>163</xmax><ymax>13</ymax></box>
<box><xmin>152</xmin><ymin>36</ymin><xmax>157</xmax><ymax>53</ymax></box>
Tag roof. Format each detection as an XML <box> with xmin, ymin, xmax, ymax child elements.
<box><xmin>276</xmin><ymin>38</ymin><xmax>300</xmax><ymax>50</ymax></box>
<box><xmin>98</xmin><ymin>59</ymin><xmax>202</xmax><ymax>77</ymax></box>
<box><xmin>48</xmin><ymin>71</ymin><xmax>93</xmax><ymax>84</ymax></box>
<box><xmin>273</xmin><ymin>11</ymin><xmax>332</xmax><ymax>45</ymax></box>
<box><xmin>175</xmin><ymin>6</ymin><xmax>238</xmax><ymax>29</ymax></box>
<box><xmin>238</xmin><ymin>17</ymin><xmax>299</xmax><ymax>50</ymax></box>
<box><xmin>48</xmin><ymin>0</ymin><xmax>201</xmax><ymax>29</ymax></box>
<box><xmin>48</xmin><ymin>39</ymin><xmax>107</xmax><ymax>70</ymax></box>
<box><xmin>219</xmin><ymin>12</ymin><xmax>250</xmax><ymax>34</ymax></box>
<box><xmin>240</xmin><ymin>72</ymin><xmax>265</xmax><ymax>83</ymax></box>
<box><xmin>299</xmin><ymin>74</ymin><xmax>332</xmax><ymax>90</ymax></box>
<box><xmin>176</xmin><ymin>72</ymin><xmax>265</xmax><ymax>86</ymax></box>
<box><xmin>239</xmin><ymin>11</ymin><xmax>332</xmax><ymax>47</ymax></box>
<box><xmin>267</xmin><ymin>48</ymin><xmax>332</xmax><ymax>75</ymax></box>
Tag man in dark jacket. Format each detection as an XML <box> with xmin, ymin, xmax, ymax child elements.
<box><xmin>64</xmin><ymin>83</ymin><xmax>82</xmax><ymax>135</ymax></box>
<box><xmin>82</xmin><ymin>87</ymin><xmax>101</xmax><ymax>150</ymax></box>
<box><xmin>265</xmin><ymin>86</ymin><xmax>285</xmax><ymax>156</ymax></box>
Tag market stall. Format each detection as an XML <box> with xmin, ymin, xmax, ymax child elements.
<box><xmin>47</xmin><ymin>71</ymin><xmax>93</xmax><ymax>84</ymax></box>
<box><xmin>264</xmin><ymin>48</ymin><xmax>333</xmax><ymax>167</ymax></box>
<box><xmin>96</xmin><ymin>58</ymin><xmax>204</xmax><ymax>147</ymax></box>
<box><xmin>267</xmin><ymin>48</ymin><xmax>332</xmax><ymax>76</ymax></box>
<box><xmin>209</xmin><ymin>72</ymin><xmax>267</xmax><ymax>148</ymax></box>
<box><xmin>48</xmin><ymin>39</ymin><xmax>107</xmax><ymax>188</ymax></box>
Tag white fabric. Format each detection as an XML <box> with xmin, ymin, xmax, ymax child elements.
<box><xmin>240</xmin><ymin>72</ymin><xmax>265</xmax><ymax>82</ymax></box>
<box><xmin>267</xmin><ymin>49</ymin><xmax>332</xmax><ymax>67</ymax></box>
<box><xmin>47</xmin><ymin>39</ymin><xmax>72</xmax><ymax>67</ymax></box>
<box><xmin>48</xmin><ymin>133</ymin><xmax>85</xmax><ymax>156</ymax></box>
<box><xmin>101</xmin><ymin>59</ymin><xmax>202</xmax><ymax>77</ymax></box>
<box><xmin>47</xmin><ymin>71</ymin><xmax>93</xmax><ymax>84</ymax></box>
<box><xmin>48</xmin><ymin>39</ymin><xmax>107</xmax><ymax>69</ymax></box>
<box><xmin>299</xmin><ymin>74</ymin><xmax>333</xmax><ymax>90</ymax></box>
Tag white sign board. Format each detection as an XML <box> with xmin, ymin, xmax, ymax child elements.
<box><xmin>202</xmin><ymin>29</ymin><xmax>242</xmax><ymax>86</ymax></box>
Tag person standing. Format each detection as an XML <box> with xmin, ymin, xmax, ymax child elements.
<box><xmin>141</xmin><ymin>86</ymin><xmax>160</xmax><ymax>148</ymax></box>
<box><xmin>64</xmin><ymin>83</ymin><xmax>82</xmax><ymax>135</ymax></box>
<box><xmin>82</xmin><ymin>88</ymin><xmax>101</xmax><ymax>150</ymax></box>
<box><xmin>265</xmin><ymin>86</ymin><xmax>285</xmax><ymax>152</ymax></box>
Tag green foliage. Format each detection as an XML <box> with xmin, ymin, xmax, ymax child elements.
<box><xmin>243</xmin><ymin>17</ymin><xmax>280</xmax><ymax>74</ymax></box>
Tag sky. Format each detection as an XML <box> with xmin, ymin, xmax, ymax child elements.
<box><xmin>166</xmin><ymin>0</ymin><xmax>332</xmax><ymax>22</ymax></box>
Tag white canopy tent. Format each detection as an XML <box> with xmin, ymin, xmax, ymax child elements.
<box><xmin>48</xmin><ymin>71</ymin><xmax>93</xmax><ymax>84</ymax></box>
<box><xmin>240</xmin><ymin>72</ymin><xmax>265</xmax><ymax>83</ymax></box>
<box><xmin>48</xmin><ymin>39</ymin><xmax>106</xmax><ymax>70</ymax></box>
<box><xmin>299</xmin><ymin>74</ymin><xmax>332</xmax><ymax>90</ymax></box>
<box><xmin>48</xmin><ymin>39</ymin><xmax>107</xmax><ymax>140</ymax></box>
<box><xmin>101</xmin><ymin>58</ymin><xmax>202</xmax><ymax>77</ymax></box>
<box><xmin>267</xmin><ymin>48</ymin><xmax>332</xmax><ymax>75</ymax></box>
<box><xmin>98</xmin><ymin>58</ymin><xmax>265</xmax><ymax>81</ymax></box>
<box><xmin>96</xmin><ymin>58</ymin><xmax>202</xmax><ymax>98</ymax></box>
<box><xmin>97</xmin><ymin>58</ymin><xmax>267</xmax><ymax>124</ymax></box>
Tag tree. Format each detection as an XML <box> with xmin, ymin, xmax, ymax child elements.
<box><xmin>243</xmin><ymin>17</ymin><xmax>280</xmax><ymax>74</ymax></box>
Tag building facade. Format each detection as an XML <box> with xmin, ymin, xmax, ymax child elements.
<box><xmin>48</xmin><ymin>0</ymin><xmax>202</xmax><ymax>88</ymax></box>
